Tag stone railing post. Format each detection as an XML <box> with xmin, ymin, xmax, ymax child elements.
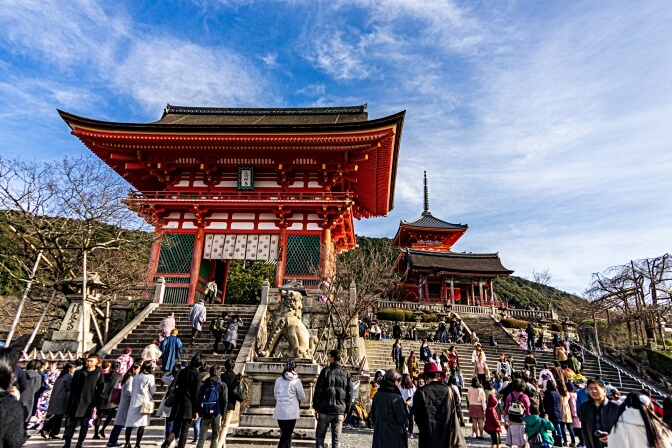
<box><xmin>153</xmin><ymin>277</ymin><xmax>166</xmax><ymax>304</ymax></box>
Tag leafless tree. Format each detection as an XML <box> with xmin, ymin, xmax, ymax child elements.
<box><xmin>533</xmin><ymin>268</ymin><xmax>552</xmax><ymax>286</ymax></box>
<box><xmin>314</xmin><ymin>237</ymin><xmax>399</xmax><ymax>359</ymax></box>
<box><xmin>585</xmin><ymin>254</ymin><xmax>672</xmax><ymax>349</ymax></box>
<box><xmin>0</xmin><ymin>155</ymin><xmax>153</xmax><ymax>336</ymax></box>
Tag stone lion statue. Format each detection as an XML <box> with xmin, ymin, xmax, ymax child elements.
<box><xmin>258</xmin><ymin>290</ymin><xmax>317</xmax><ymax>359</ymax></box>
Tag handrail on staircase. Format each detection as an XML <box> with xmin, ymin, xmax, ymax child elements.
<box><xmin>576</xmin><ymin>341</ymin><xmax>667</xmax><ymax>398</ymax></box>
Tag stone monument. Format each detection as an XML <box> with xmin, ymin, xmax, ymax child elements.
<box><xmin>42</xmin><ymin>273</ymin><xmax>106</xmax><ymax>354</ymax></box>
<box><xmin>228</xmin><ymin>280</ymin><xmax>324</xmax><ymax>447</ymax></box>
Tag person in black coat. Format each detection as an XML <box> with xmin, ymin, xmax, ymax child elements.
<box><xmin>93</xmin><ymin>361</ymin><xmax>123</xmax><ymax>439</ymax></box>
<box><xmin>62</xmin><ymin>354</ymin><xmax>105</xmax><ymax>448</ymax></box>
<box><xmin>525</xmin><ymin>323</ymin><xmax>535</xmax><ymax>351</ymax></box>
<box><xmin>580</xmin><ymin>379</ymin><xmax>620</xmax><ymax>448</ymax></box>
<box><xmin>196</xmin><ymin>366</ymin><xmax>228</xmax><ymax>448</ymax></box>
<box><xmin>542</xmin><ymin>381</ymin><xmax>565</xmax><ymax>447</ymax></box>
<box><xmin>41</xmin><ymin>363</ymin><xmax>74</xmax><ymax>439</ymax></box>
<box><xmin>412</xmin><ymin>362</ymin><xmax>463</xmax><ymax>448</ymax></box>
<box><xmin>370</xmin><ymin>369</ymin><xmax>408</xmax><ymax>448</ymax></box>
<box><xmin>392</xmin><ymin>322</ymin><xmax>402</xmax><ymax>340</ymax></box>
<box><xmin>163</xmin><ymin>354</ymin><xmax>204</xmax><ymax>448</ymax></box>
<box><xmin>218</xmin><ymin>360</ymin><xmax>238</xmax><ymax>446</ymax></box>
<box><xmin>0</xmin><ymin>348</ymin><xmax>28</xmax><ymax>448</ymax></box>
<box><xmin>312</xmin><ymin>350</ymin><xmax>352</xmax><ymax>448</ymax></box>
<box><xmin>20</xmin><ymin>360</ymin><xmax>44</xmax><ymax>426</ymax></box>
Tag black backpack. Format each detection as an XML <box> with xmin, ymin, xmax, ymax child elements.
<box><xmin>232</xmin><ymin>373</ymin><xmax>248</xmax><ymax>402</ymax></box>
<box><xmin>209</xmin><ymin>317</ymin><xmax>225</xmax><ymax>332</ymax></box>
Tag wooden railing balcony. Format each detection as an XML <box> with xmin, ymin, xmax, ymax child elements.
<box><xmin>124</xmin><ymin>190</ymin><xmax>353</xmax><ymax>204</ymax></box>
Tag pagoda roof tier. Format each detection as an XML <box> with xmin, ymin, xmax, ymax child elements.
<box><xmin>392</xmin><ymin>211</ymin><xmax>468</xmax><ymax>249</ymax></box>
<box><xmin>395</xmin><ymin>249</ymin><xmax>514</xmax><ymax>276</ymax></box>
<box><xmin>58</xmin><ymin>106</ymin><xmax>405</xmax><ymax>218</ymax></box>
<box><xmin>401</xmin><ymin>211</ymin><xmax>468</xmax><ymax>230</ymax></box>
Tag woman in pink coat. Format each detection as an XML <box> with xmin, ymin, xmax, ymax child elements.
<box><xmin>484</xmin><ymin>382</ymin><xmax>502</xmax><ymax>448</ymax></box>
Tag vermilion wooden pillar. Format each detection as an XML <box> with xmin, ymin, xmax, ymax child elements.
<box><xmin>319</xmin><ymin>227</ymin><xmax>332</xmax><ymax>278</ymax></box>
<box><xmin>146</xmin><ymin>234</ymin><xmax>163</xmax><ymax>284</ymax></box>
<box><xmin>275</xmin><ymin>226</ymin><xmax>287</xmax><ymax>287</ymax></box>
<box><xmin>187</xmin><ymin>226</ymin><xmax>205</xmax><ymax>304</ymax></box>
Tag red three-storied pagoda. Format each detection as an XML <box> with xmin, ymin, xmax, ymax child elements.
<box><xmin>59</xmin><ymin>105</ymin><xmax>404</xmax><ymax>304</ymax></box>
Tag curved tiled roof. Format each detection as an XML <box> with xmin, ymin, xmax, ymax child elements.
<box><xmin>404</xmin><ymin>249</ymin><xmax>513</xmax><ymax>275</ymax></box>
<box><xmin>154</xmin><ymin>104</ymin><xmax>369</xmax><ymax>125</ymax></box>
<box><xmin>401</xmin><ymin>211</ymin><xmax>468</xmax><ymax>230</ymax></box>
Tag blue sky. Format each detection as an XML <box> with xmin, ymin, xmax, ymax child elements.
<box><xmin>1</xmin><ymin>0</ymin><xmax>670</xmax><ymax>294</ymax></box>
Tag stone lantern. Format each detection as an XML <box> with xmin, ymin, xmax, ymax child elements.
<box><xmin>42</xmin><ymin>272</ymin><xmax>107</xmax><ymax>354</ymax></box>
<box><xmin>561</xmin><ymin>317</ymin><xmax>578</xmax><ymax>340</ymax></box>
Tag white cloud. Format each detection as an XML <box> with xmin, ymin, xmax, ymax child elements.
<box><xmin>262</xmin><ymin>53</ymin><xmax>279</xmax><ymax>67</ymax></box>
<box><xmin>309</xmin><ymin>29</ymin><xmax>371</xmax><ymax>80</ymax></box>
<box><xmin>113</xmin><ymin>38</ymin><xmax>267</xmax><ymax>113</ymax></box>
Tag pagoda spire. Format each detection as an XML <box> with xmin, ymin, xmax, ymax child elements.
<box><xmin>423</xmin><ymin>171</ymin><xmax>430</xmax><ymax>215</ymax></box>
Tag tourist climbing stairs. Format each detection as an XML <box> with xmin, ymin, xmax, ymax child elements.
<box><xmin>364</xmin><ymin>315</ymin><xmax>666</xmax><ymax>419</ymax></box>
<box><xmin>105</xmin><ymin>303</ymin><xmax>258</xmax><ymax>422</ymax></box>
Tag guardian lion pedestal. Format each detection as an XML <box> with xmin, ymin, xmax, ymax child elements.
<box><xmin>226</xmin><ymin>359</ymin><xmax>322</xmax><ymax>447</ymax></box>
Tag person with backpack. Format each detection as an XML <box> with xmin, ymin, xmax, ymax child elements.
<box><xmin>504</xmin><ymin>378</ymin><xmax>531</xmax><ymax>448</ymax></box>
<box><xmin>523</xmin><ymin>404</ymin><xmax>554</xmax><ymax>448</ymax></box>
<box><xmin>542</xmin><ymin>381</ymin><xmax>565</xmax><ymax>447</ymax></box>
<box><xmin>210</xmin><ymin>312</ymin><xmax>229</xmax><ymax>355</ymax></box>
<box><xmin>217</xmin><ymin>360</ymin><xmax>240</xmax><ymax>448</ymax></box>
<box><xmin>273</xmin><ymin>360</ymin><xmax>305</xmax><ymax>448</ymax></box>
<box><xmin>197</xmin><ymin>366</ymin><xmax>228</xmax><ymax>448</ymax></box>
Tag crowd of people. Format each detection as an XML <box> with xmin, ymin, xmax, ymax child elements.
<box><xmin>372</xmin><ymin>332</ymin><xmax>672</xmax><ymax>448</ymax></box>
<box><xmin>360</xmin><ymin>316</ymin><xmax>472</xmax><ymax>344</ymax></box>
<box><xmin>5</xmin><ymin>298</ymin><xmax>672</xmax><ymax>448</ymax></box>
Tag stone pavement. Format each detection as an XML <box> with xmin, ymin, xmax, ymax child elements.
<box><xmin>26</xmin><ymin>426</ymin><xmax>495</xmax><ymax>448</ymax></box>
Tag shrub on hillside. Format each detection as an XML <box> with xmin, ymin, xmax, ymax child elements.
<box><xmin>376</xmin><ymin>308</ymin><xmax>406</xmax><ymax>322</ymax></box>
<box><xmin>404</xmin><ymin>310</ymin><xmax>415</xmax><ymax>322</ymax></box>
<box><xmin>501</xmin><ymin>318</ymin><xmax>529</xmax><ymax>329</ymax></box>
<box><xmin>550</xmin><ymin>323</ymin><xmax>563</xmax><ymax>332</ymax></box>
<box><xmin>422</xmin><ymin>313</ymin><xmax>438</xmax><ymax>322</ymax></box>
<box><xmin>646</xmin><ymin>349</ymin><xmax>672</xmax><ymax>379</ymax></box>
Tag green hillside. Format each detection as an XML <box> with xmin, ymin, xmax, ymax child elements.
<box><xmin>494</xmin><ymin>275</ymin><xmax>587</xmax><ymax>316</ymax></box>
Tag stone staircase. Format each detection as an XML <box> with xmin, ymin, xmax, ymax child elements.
<box><xmin>364</xmin><ymin>314</ymin><xmax>666</xmax><ymax>417</ymax></box>
<box><xmin>105</xmin><ymin>303</ymin><xmax>258</xmax><ymax>423</ymax></box>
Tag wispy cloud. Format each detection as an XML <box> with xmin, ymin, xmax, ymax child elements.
<box><xmin>0</xmin><ymin>0</ymin><xmax>268</xmax><ymax>116</ymax></box>
<box><xmin>113</xmin><ymin>38</ymin><xmax>267</xmax><ymax>113</ymax></box>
